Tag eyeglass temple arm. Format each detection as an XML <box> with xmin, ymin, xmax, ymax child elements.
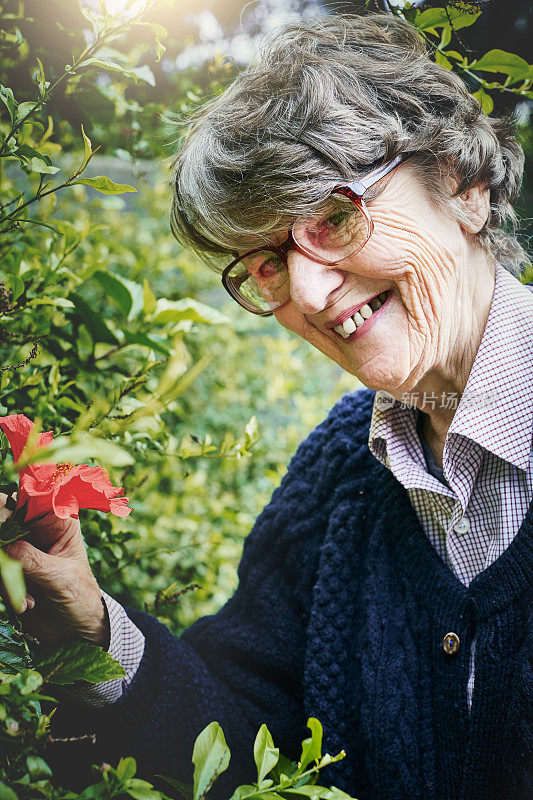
<box><xmin>345</xmin><ymin>152</ymin><xmax>410</xmax><ymax>196</ymax></box>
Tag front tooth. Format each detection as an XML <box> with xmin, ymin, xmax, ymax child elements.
<box><xmin>334</xmin><ymin>324</ymin><xmax>351</xmax><ymax>338</ymax></box>
<box><xmin>342</xmin><ymin>317</ymin><xmax>356</xmax><ymax>335</ymax></box>
<box><xmin>353</xmin><ymin>311</ymin><xmax>364</xmax><ymax>327</ymax></box>
<box><xmin>360</xmin><ymin>304</ymin><xmax>373</xmax><ymax>319</ymax></box>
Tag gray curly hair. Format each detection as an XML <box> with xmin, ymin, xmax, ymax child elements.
<box><xmin>170</xmin><ymin>12</ymin><xmax>529</xmax><ymax>276</ymax></box>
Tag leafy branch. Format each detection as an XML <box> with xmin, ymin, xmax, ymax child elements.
<box><xmin>392</xmin><ymin>4</ymin><xmax>533</xmax><ymax>113</ymax></box>
<box><xmin>0</xmin><ymin>0</ymin><xmax>169</xmax><ymax>237</ymax></box>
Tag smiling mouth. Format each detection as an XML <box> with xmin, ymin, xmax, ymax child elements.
<box><xmin>332</xmin><ymin>291</ymin><xmax>390</xmax><ymax>338</ymax></box>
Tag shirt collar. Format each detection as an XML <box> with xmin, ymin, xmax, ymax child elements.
<box><xmin>447</xmin><ymin>265</ymin><xmax>533</xmax><ymax>470</ymax></box>
<box><xmin>369</xmin><ymin>265</ymin><xmax>533</xmax><ymax>472</ymax></box>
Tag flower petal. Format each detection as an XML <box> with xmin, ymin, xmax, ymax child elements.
<box><xmin>109</xmin><ymin>496</ymin><xmax>131</xmax><ymax>517</ymax></box>
<box><xmin>53</xmin><ymin>474</ymin><xmax>130</xmax><ymax>518</ymax></box>
<box><xmin>2</xmin><ymin>421</ymin><xmax>131</xmax><ymax>520</ymax></box>
<box><xmin>24</xmin><ymin>491</ymin><xmax>59</xmax><ymax>522</ymax></box>
<box><xmin>51</xmin><ymin>490</ymin><xmax>81</xmax><ymax>519</ymax></box>
<box><xmin>0</xmin><ymin>415</ymin><xmax>54</xmax><ymax>462</ymax></box>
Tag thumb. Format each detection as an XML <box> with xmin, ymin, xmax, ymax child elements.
<box><xmin>5</xmin><ymin>540</ymin><xmax>65</xmax><ymax>587</ymax></box>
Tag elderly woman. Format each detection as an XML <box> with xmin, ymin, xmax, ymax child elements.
<box><xmin>2</xmin><ymin>12</ymin><xmax>532</xmax><ymax>800</ymax></box>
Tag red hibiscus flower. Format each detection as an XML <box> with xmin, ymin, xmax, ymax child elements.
<box><xmin>0</xmin><ymin>415</ymin><xmax>131</xmax><ymax>521</ymax></box>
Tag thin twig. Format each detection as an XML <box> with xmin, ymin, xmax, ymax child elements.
<box><xmin>44</xmin><ymin>733</ymin><xmax>96</xmax><ymax>746</ymax></box>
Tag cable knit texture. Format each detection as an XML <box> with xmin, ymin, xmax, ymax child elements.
<box><xmin>50</xmin><ymin>388</ymin><xmax>533</xmax><ymax>800</ymax></box>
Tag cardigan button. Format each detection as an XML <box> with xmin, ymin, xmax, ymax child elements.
<box><xmin>443</xmin><ymin>632</ymin><xmax>460</xmax><ymax>655</ymax></box>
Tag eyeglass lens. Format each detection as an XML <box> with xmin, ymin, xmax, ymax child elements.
<box><xmin>228</xmin><ymin>194</ymin><xmax>370</xmax><ymax>313</ymax></box>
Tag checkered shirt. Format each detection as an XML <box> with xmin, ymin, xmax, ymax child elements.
<box><xmin>78</xmin><ymin>265</ymin><xmax>533</xmax><ymax>710</ymax></box>
<box><xmin>369</xmin><ymin>265</ymin><xmax>533</xmax><ymax>709</ymax></box>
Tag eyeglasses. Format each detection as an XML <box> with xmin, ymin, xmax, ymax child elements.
<box><xmin>221</xmin><ymin>152</ymin><xmax>411</xmax><ymax>316</ymax></box>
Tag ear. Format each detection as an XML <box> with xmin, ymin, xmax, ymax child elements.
<box><xmin>457</xmin><ymin>183</ymin><xmax>491</xmax><ymax>234</ymax></box>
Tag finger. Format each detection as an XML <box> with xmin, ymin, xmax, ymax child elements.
<box><xmin>26</xmin><ymin>513</ymin><xmax>81</xmax><ymax>551</ymax></box>
<box><xmin>0</xmin><ymin>491</ymin><xmax>17</xmax><ymax>510</ymax></box>
<box><xmin>0</xmin><ymin>491</ymin><xmax>13</xmax><ymax>523</ymax></box>
<box><xmin>5</xmin><ymin>540</ymin><xmax>64</xmax><ymax>588</ymax></box>
<box><xmin>6</xmin><ymin>590</ymin><xmax>36</xmax><ymax>615</ymax></box>
<box><xmin>0</xmin><ymin>505</ymin><xmax>12</xmax><ymax>524</ymax></box>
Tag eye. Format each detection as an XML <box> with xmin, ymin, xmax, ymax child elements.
<box><xmin>325</xmin><ymin>210</ymin><xmax>349</xmax><ymax>229</ymax></box>
<box><xmin>257</xmin><ymin>257</ymin><xmax>281</xmax><ymax>279</ymax></box>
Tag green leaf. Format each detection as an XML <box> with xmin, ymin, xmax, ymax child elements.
<box><xmin>15</xmin><ymin>101</ymin><xmax>36</xmax><ymax>123</ymax></box>
<box><xmin>26</xmin><ymin>755</ymin><xmax>53</xmax><ymax>780</ymax></box>
<box><xmin>0</xmin><ymin>781</ymin><xmax>18</xmax><ymax>800</ymax></box>
<box><xmin>116</xmin><ymin>757</ymin><xmax>137</xmax><ymax>781</ymax></box>
<box><xmin>138</xmin><ymin>22</ymin><xmax>167</xmax><ymax>62</ymax></box>
<box><xmin>414</xmin><ymin>7</ymin><xmax>480</xmax><ymax>32</ymax></box>
<box><xmin>2</xmin><ymin>274</ymin><xmax>24</xmax><ymax>301</ymax></box>
<box><xmin>124</xmin><ymin>780</ymin><xmax>161</xmax><ymax>800</ymax></box>
<box><xmin>123</xmin><ymin>331</ymin><xmax>170</xmax><ymax>356</ymax></box>
<box><xmin>299</xmin><ymin>718</ymin><xmax>323</xmax><ymax>771</ymax></box>
<box><xmin>15</xmin><ymin>669</ymin><xmax>43</xmax><ymax>694</ymax></box>
<box><xmin>93</xmin><ymin>270</ymin><xmax>133</xmax><ymax>316</ymax></box>
<box><xmin>229</xmin><ymin>788</ymin><xmax>279</xmax><ymax>800</ymax></box>
<box><xmin>267</xmin><ymin>752</ymin><xmax>299</xmax><ymax>783</ymax></box>
<box><xmin>30</xmin><ymin>157</ymin><xmax>60</xmax><ymax>174</ymax></box>
<box><xmin>13</xmin><ymin>143</ymin><xmax>48</xmax><ymax>163</ymax></box>
<box><xmin>35</xmin><ymin>57</ymin><xmax>47</xmax><ymax>95</ymax></box>
<box><xmin>35</xmin><ymin>640</ymin><xmax>126</xmax><ymax>684</ymax></box>
<box><xmin>80</xmin><ymin>124</ymin><xmax>93</xmax><ymax>170</ymax></box>
<box><xmin>470</xmin><ymin>50</ymin><xmax>533</xmax><ymax>82</ymax></box>
<box><xmin>27</xmin><ymin>296</ymin><xmax>74</xmax><ymax>308</ymax></box>
<box><xmin>0</xmin><ymin>549</ymin><xmax>25</xmax><ymax>612</ymax></box>
<box><xmin>192</xmin><ymin>721</ymin><xmax>231</xmax><ymax>800</ymax></box>
<box><xmin>0</xmin><ymin>85</ymin><xmax>17</xmax><ymax>123</ymax></box>
<box><xmin>317</xmin><ymin>752</ymin><xmax>345</xmax><ymax>769</ymax></box>
<box><xmin>68</xmin><ymin>291</ymin><xmax>119</xmax><ymax>344</ymax></box>
<box><xmin>254</xmin><ymin>724</ymin><xmax>280</xmax><ymax>782</ymax></box>
<box><xmin>472</xmin><ymin>88</ymin><xmax>494</xmax><ymax>115</ymax></box>
<box><xmin>0</xmin><ymin>515</ymin><xmax>29</xmax><ymax>546</ymax></box>
<box><xmin>152</xmin><ymin>298</ymin><xmax>230</xmax><ymax>326</ymax></box>
<box><xmin>434</xmin><ymin>51</ymin><xmax>452</xmax><ymax>70</ymax></box>
<box><xmin>0</xmin><ymin>621</ymin><xmax>28</xmax><ymax>671</ymax></box>
<box><xmin>130</xmin><ymin>66</ymin><xmax>156</xmax><ymax>87</ymax></box>
<box><xmin>243</xmin><ymin>416</ymin><xmax>259</xmax><ymax>448</ymax></box>
<box><xmin>156</xmin><ymin>776</ymin><xmax>193</xmax><ymax>800</ymax></box>
<box><xmin>38</xmin><ymin>431</ymin><xmax>134</xmax><ymax>468</ymax></box>
<box><xmin>79</xmin><ymin>58</ymin><xmax>155</xmax><ymax>86</ymax></box>
<box><xmin>118</xmin><ymin>276</ymin><xmax>144</xmax><ymax>320</ymax></box>
<box><xmin>321</xmin><ymin>788</ymin><xmax>357</xmax><ymax>800</ymax></box>
<box><xmin>73</xmin><ymin>176</ymin><xmax>136</xmax><ymax>195</ymax></box>
<box><xmin>142</xmin><ymin>278</ymin><xmax>157</xmax><ymax>316</ymax></box>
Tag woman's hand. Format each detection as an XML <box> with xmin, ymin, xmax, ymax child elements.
<box><xmin>0</xmin><ymin>493</ymin><xmax>110</xmax><ymax>648</ymax></box>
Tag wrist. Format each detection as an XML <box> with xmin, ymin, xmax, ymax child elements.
<box><xmin>85</xmin><ymin>594</ymin><xmax>111</xmax><ymax>649</ymax></box>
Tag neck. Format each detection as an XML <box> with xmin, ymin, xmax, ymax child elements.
<box><xmin>409</xmin><ymin>252</ymin><xmax>496</xmax><ymax>465</ymax></box>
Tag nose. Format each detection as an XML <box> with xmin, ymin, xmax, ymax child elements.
<box><xmin>287</xmin><ymin>250</ymin><xmax>345</xmax><ymax>315</ymax></box>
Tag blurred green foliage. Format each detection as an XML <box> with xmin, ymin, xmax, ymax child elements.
<box><xmin>0</xmin><ymin>0</ymin><xmax>351</xmax><ymax>794</ymax></box>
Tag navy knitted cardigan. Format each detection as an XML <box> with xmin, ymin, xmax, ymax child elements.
<box><xmin>52</xmin><ymin>388</ymin><xmax>532</xmax><ymax>800</ymax></box>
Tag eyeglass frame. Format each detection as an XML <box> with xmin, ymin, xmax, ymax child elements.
<box><xmin>221</xmin><ymin>151</ymin><xmax>412</xmax><ymax>316</ymax></box>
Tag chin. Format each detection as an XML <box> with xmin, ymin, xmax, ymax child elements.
<box><xmin>352</xmin><ymin>365</ymin><xmax>411</xmax><ymax>395</ymax></box>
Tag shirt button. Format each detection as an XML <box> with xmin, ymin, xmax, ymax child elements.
<box><xmin>454</xmin><ymin>517</ymin><xmax>469</xmax><ymax>534</ymax></box>
<box><xmin>443</xmin><ymin>632</ymin><xmax>461</xmax><ymax>655</ymax></box>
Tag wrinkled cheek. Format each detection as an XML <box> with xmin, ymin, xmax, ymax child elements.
<box><xmin>273</xmin><ymin>304</ymin><xmax>297</xmax><ymax>333</ymax></box>
<box><xmin>273</xmin><ymin>304</ymin><xmax>309</xmax><ymax>339</ymax></box>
